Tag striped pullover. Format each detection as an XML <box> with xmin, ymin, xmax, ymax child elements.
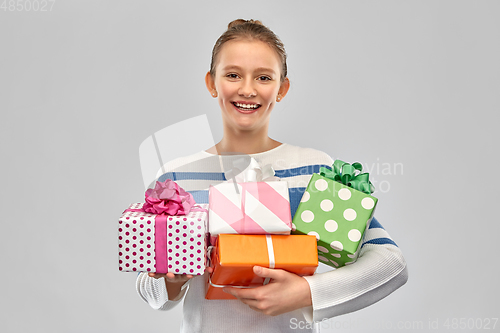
<box><xmin>136</xmin><ymin>143</ymin><xmax>408</xmax><ymax>333</ymax></box>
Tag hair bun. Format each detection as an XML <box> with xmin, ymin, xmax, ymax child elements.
<box><xmin>228</xmin><ymin>19</ymin><xmax>263</xmax><ymax>29</ymax></box>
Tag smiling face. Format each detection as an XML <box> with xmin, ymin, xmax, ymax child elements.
<box><xmin>207</xmin><ymin>39</ymin><xmax>289</xmax><ymax>133</ymax></box>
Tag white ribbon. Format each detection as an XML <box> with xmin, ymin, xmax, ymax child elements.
<box><xmin>225</xmin><ymin>157</ymin><xmax>280</xmax><ymax>183</ymax></box>
<box><xmin>263</xmin><ymin>234</ymin><xmax>275</xmax><ymax>285</ymax></box>
<box><xmin>209</xmin><ymin>234</ymin><xmax>276</xmax><ymax>288</ymax></box>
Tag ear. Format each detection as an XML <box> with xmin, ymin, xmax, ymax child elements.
<box><xmin>205</xmin><ymin>71</ymin><xmax>216</xmax><ymax>96</ymax></box>
<box><xmin>277</xmin><ymin>77</ymin><xmax>290</xmax><ymax>101</ymax></box>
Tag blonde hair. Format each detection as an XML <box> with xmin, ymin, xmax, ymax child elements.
<box><xmin>209</xmin><ymin>19</ymin><xmax>288</xmax><ymax>82</ymax></box>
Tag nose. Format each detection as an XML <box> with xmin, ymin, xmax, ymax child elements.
<box><xmin>238</xmin><ymin>78</ymin><xmax>256</xmax><ymax>98</ymax></box>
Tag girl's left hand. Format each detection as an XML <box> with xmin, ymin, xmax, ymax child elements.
<box><xmin>222</xmin><ymin>266</ymin><xmax>312</xmax><ymax>316</ymax></box>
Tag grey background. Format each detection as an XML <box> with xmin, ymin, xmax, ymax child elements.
<box><xmin>1</xmin><ymin>1</ymin><xmax>499</xmax><ymax>332</ymax></box>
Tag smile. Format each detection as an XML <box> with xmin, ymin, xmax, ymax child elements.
<box><xmin>232</xmin><ymin>102</ymin><xmax>261</xmax><ymax>113</ymax></box>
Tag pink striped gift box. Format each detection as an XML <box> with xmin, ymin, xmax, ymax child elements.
<box><xmin>208</xmin><ymin>181</ymin><xmax>292</xmax><ymax>245</ymax></box>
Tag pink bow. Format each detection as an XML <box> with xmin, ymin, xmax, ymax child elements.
<box><xmin>143</xmin><ymin>179</ymin><xmax>196</xmax><ymax>215</ymax></box>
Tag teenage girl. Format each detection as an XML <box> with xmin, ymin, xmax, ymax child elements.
<box><xmin>136</xmin><ymin>19</ymin><xmax>408</xmax><ymax>333</ymax></box>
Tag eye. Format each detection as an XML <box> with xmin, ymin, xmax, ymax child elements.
<box><xmin>257</xmin><ymin>76</ymin><xmax>272</xmax><ymax>81</ymax></box>
<box><xmin>226</xmin><ymin>73</ymin><xmax>239</xmax><ymax>79</ymax></box>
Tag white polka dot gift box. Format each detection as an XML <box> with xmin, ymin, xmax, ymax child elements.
<box><xmin>118</xmin><ymin>179</ymin><xmax>209</xmax><ymax>274</ymax></box>
<box><xmin>292</xmin><ymin>160</ymin><xmax>378</xmax><ymax>269</ymax></box>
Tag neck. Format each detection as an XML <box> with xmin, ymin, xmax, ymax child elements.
<box><xmin>208</xmin><ymin>126</ymin><xmax>281</xmax><ymax>155</ymax></box>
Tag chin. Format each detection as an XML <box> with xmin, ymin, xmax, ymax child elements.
<box><xmin>234</xmin><ymin>122</ymin><xmax>258</xmax><ymax>131</ymax></box>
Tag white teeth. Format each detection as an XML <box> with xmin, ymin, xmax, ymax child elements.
<box><xmin>235</xmin><ymin>103</ymin><xmax>259</xmax><ymax>109</ymax></box>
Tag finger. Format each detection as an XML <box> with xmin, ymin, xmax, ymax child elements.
<box><xmin>148</xmin><ymin>272</ymin><xmax>166</xmax><ymax>279</ymax></box>
<box><xmin>164</xmin><ymin>273</ymin><xmax>191</xmax><ymax>283</ymax></box>
<box><xmin>231</xmin><ymin>295</ymin><xmax>266</xmax><ymax>313</ymax></box>
<box><xmin>247</xmin><ymin>302</ymin><xmax>265</xmax><ymax>313</ymax></box>
<box><xmin>223</xmin><ymin>287</ymin><xmax>257</xmax><ymax>301</ymax></box>
<box><xmin>149</xmin><ymin>272</ymin><xmax>191</xmax><ymax>282</ymax></box>
<box><xmin>253</xmin><ymin>266</ymin><xmax>281</xmax><ymax>280</ymax></box>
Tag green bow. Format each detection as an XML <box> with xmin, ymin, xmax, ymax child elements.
<box><xmin>320</xmin><ymin>160</ymin><xmax>375</xmax><ymax>194</ymax></box>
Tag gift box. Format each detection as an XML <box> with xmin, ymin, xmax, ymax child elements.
<box><xmin>208</xmin><ymin>181</ymin><xmax>292</xmax><ymax>245</ymax></box>
<box><xmin>118</xmin><ymin>179</ymin><xmax>209</xmax><ymax>274</ymax></box>
<box><xmin>206</xmin><ymin>234</ymin><xmax>318</xmax><ymax>300</ymax></box>
<box><xmin>292</xmin><ymin>160</ymin><xmax>378</xmax><ymax>269</ymax></box>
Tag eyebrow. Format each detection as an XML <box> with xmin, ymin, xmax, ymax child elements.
<box><xmin>222</xmin><ymin>65</ymin><xmax>276</xmax><ymax>74</ymax></box>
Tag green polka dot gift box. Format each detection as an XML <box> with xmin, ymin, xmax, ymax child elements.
<box><xmin>292</xmin><ymin>160</ymin><xmax>378</xmax><ymax>269</ymax></box>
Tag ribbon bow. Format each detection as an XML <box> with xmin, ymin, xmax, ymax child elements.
<box><xmin>142</xmin><ymin>179</ymin><xmax>198</xmax><ymax>215</ymax></box>
<box><xmin>225</xmin><ymin>157</ymin><xmax>279</xmax><ymax>183</ymax></box>
<box><xmin>320</xmin><ymin>160</ymin><xmax>375</xmax><ymax>194</ymax></box>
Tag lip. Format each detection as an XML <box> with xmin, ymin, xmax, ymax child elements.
<box><xmin>231</xmin><ymin>101</ymin><xmax>261</xmax><ymax>114</ymax></box>
<box><xmin>233</xmin><ymin>100</ymin><xmax>260</xmax><ymax>105</ymax></box>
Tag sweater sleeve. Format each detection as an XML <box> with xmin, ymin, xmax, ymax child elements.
<box><xmin>301</xmin><ymin>217</ymin><xmax>408</xmax><ymax>322</ymax></box>
<box><xmin>136</xmin><ymin>273</ymin><xmax>189</xmax><ymax>311</ymax></box>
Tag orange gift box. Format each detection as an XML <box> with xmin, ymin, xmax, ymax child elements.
<box><xmin>205</xmin><ymin>234</ymin><xmax>318</xmax><ymax>300</ymax></box>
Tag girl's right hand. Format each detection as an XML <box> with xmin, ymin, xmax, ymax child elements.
<box><xmin>148</xmin><ymin>267</ymin><xmax>213</xmax><ymax>283</ymax></box>
<box><xmin>148</xmin><ymin>272</ymin><xmax>192</xmax><ymax>283</ymax></box>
